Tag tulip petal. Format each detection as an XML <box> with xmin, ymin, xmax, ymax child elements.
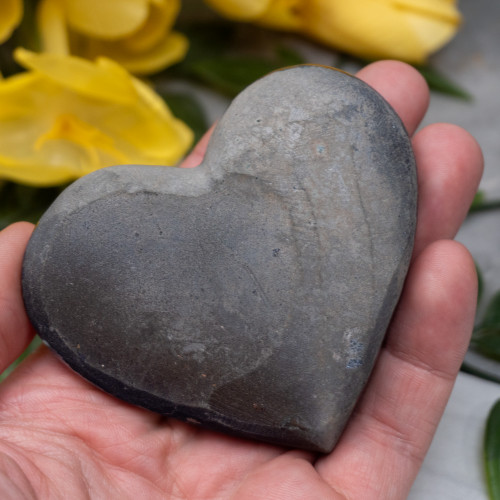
<box><xmin>14</xmin><ymin>48</ymin><xmax>138</xmax><ymax>105</ymax></box>
<box><xmin>62</xmin><ymin>0</ymin><xmax>150</xmax><ymax>40</ymax></box>
<box><xmin>131</xmin><ymin>77</ymin><xmax>174</xmax><ymax>120</ymax></box>
<box><xmin>0</xmin><ymin>155</ymin><xmax>81</xmax><ymax>186</ymax></box>
<box><xmin>393</xmin><ymin>0</ymin><xmax>461</xmax><ymax>57</ymax></box>
<box><xmin>394</xmin><ymin>0</ymin><xmax>461</xmax><ymax>24</ymax></box>
<box><xmin>34</xmin><ymin>113</ymin><xmax>129</xmax><ymax>166</ymax></box>
<box><xmin>103</xmin><ymin>107</ymin><xmax>193</xmax><ymax>164</ymax></box>
<box><xmin>403</xmin><ymin>14</ymin><xmax>460</xmax><ymax>59</ymax></box>
<box><xmin>0</xmin><ymin>0</ymin><xmax>23</xmax><ymax>43</ymax></box>
<box><xmin>258</xmin><ymin>0</ymin><xmax>304</xmax><ymax>31</ymax></box>
<box><xmin>302</xmin><ymin>0</ymin><xmax>460</xmax><ymax>63</ymax></box>
<box><xmin>81</xmin><ymin>31</ymin><xmax>189</xmax><ymax>75</ymax></box>
<box><xmin>0</xmin><ymin>71</ymin><xmax>40</xmax><ymax>101</ymax></box>
<box><xmin>37</xmin><ymin>0</ymin><xmax>70</xmax><ymax>55</ymax></box>
<box><xmin>0</xmin><ymin>52</ymin><xmax>193</xmax><ymax>186</ymax></box>
<box><xmin>106</xmin><ymin>78</ymin><xmax>193</xmax><ymax>161</ymax></box>
<box><xmin>204</xmin><ymin>0</ymin><xmax>272</xmax><ymax>21</ymax></box>
<box><xmin>122</xmin><ymin>0</ymin><xmax>180</xmax><ymax>53</ymax></box>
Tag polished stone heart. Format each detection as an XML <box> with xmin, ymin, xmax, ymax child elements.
<box><xmin>22</xmin><ymin>65</ymin><xmax>417</xmax><ymax>453</ymax></box>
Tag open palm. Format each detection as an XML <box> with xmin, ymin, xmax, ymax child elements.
<box><xmin>0</xmin><ymin>61</ymin><xmax>483</xmax><ymax>500</ymax></box>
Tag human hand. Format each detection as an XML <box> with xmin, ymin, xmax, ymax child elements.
<box><xmin>0</xmin><ymin>60</ymin><xmax>483</xmax><ymax>499</ymax></box>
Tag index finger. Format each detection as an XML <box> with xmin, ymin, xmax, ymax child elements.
<box><xmin>0</xmin><ymin>222</ymin><xmax>36</xmax><ymax>374</ymax></box>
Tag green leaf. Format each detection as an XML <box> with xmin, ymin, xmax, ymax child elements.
<box><xmin>12</xmin><ymin>0</ymin><xmax>41</xmax><ymax>52</ymax></box>
<box><xmin>468</xmin><ymin>192</ymin><xmax>500</xmax><ymax>214</ymax></box>
<box><xmin>0</xmin><ymin>38</ymin><xmax>23</xmax><ymax>77</ymax></box>
<box><xmin>472</xmin><ymin>332</ymin><xmax>500</xmax><ymax>362</ymax></box>
<box><xmin>152</xmin><ymin>22</ymin><xmax>234</xmax><ymax>99</ymax></box>
<box><xmin>0</xmin><ymin>182</ymin><xmax>63</xmax><ymax>230</ymax></box>
<box><xmin>484</xmin><ymin>399</ymin><xmax>500</xmax><ymax>499</ymax></box>
<box><xmin>189</xmin><ymin>56</ymin><xmax>282</xmax><ymax>97</ymax></box>
<box><xmin>471</xmin><ymin>190</ymin><xmax>486</xmax><ymax>211</ymax></box>
<box><xmin>477</xmin><ymin>261</ymin><xmax>485</xmax><ymax>306</ymax></box>
<box><xmin>0</xmin><ymin>336</ymin><xmax>42</xmax><ymax>382</ymax></box>
<box><xmin>0</xmin><ymin>0</ymin><xmax>40</xmax><ymax>77</ymax></box>
<box><xmin>167</xmin><ymin>21</ymin><xmax>239</xmax><ymax>80</ymax></box>
<box><xmin>481</xmin><ymin>291</ymin><xmax>500</xmax><ymax>331</ymax></box>
<box><xmin>414</xmin><ymin>64</ymin><xmax>472</xmax><ymax>100</ymax></box>
<box><xmin>461</xmin><ymin>360</ymin><xmax>500</xmax><ymax>385</ymax></box>
<box><xmin>159</xmin><ymin>92</ymin><xmax>209</xmax><ymax>145</ymax></box>
<box><xmin>471</xmin><ymin>291</ymin><xmax>500</xmax><ymax>360</ymax></box>
<box><xmin>166</xmin><ymin>21</ymin><xmax>305</xmax><ymax>97</ymax></box>
<box><xmin>188</xmin><ymin>45</ymin><xmax>305</xmax><ymax>97</ymax></box>
<box><xmin>275</xmin><ymin>45</ymin><xmax>306</xmax><ymax>67</ymax></box>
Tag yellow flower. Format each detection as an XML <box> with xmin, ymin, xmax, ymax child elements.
<box><xmin>204</xmin><ymin>0</ymin><xmax>462</xmax><ymax>64</ymax></box>
<box><xmin>0</xmin><ymin>0</ymin><xmax>23</xmax><ymax>44</ymax></box>
<box><xmin>0</xmin><ymin>49</ymin><xmax>193</xmax><ymax>186</ymax></box>
<box><xmin>37</xmin><ymin>0</ymin><xmax>188</xmax><ymax>74</ymax></box>
<box><xmin>203</xmin><ymin>0</ymin><xmax>271</xmax><ymax>21</ymax></box>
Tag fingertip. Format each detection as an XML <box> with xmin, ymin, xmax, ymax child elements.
<box><xmin>179</xmin><ymin>125</ymin><xmax>216</xmax><ymax>169</ymax></box>
<box><xmin>410</xmin><ymin>239</ymin><xmax>477</xmax><ymax>308</ymax></box>
<box><xmin>416</xmin><ymin>239</ymin><xmax>478</xmax><ymax>304</ymax></box>
<box><xmin>0</xmin><ymin>222</ymin><xmax>35</xmax><ymax>272</ymax></box>
<box><xmin>414</xmin><ymin>122</ymin><xmax>484</xmax><ymax>184</ymax></box>
<box><xmin>412</xmin><ymin>123</ymin><xmax>484</xmax><ymax>255</ymax></box>
<box><xmin>0</xmin><ymin>220</ymin><xmax>35</xmax><ymax>237</ymax></box>
<box><xmin>356</xmin><ymin>60</ymin><xmax>429</xmax><ymax>135</ymax></box>
<box><xmin>391</xmin><ymin>238</ymin><xmax>478</xmax><ymax>368</ymax></box>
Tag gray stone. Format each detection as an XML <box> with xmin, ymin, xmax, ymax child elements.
<box><xmin>22</xmin><ymin>65</ymin><xmax>417</xmax><ymax>453</ymax></box>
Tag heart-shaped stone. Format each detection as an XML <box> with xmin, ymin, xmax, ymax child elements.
<box><xmin>22</xmin><ymin>65</ymin><xmax>417</xmax><ymax>453</ymax></box>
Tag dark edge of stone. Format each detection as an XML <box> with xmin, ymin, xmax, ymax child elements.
<box><xmin>21</xmin><ymin>262</ymin><xmax>333</xmax><ymax>454</ymax></box>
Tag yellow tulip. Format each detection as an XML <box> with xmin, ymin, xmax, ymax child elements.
<box><xmin>205</xmin><ymin>0</ymin><xmax>461</xmax><ymax>63</ymax></box>
<box><xmin>0</xmin><ymin>49</ymin><xmax>193</xmax><ymax>186</ymax></box>
<box><xmin>203</xmin><ymin>0</ymin><xmax>271</xmax><ymax>21</ymax></box>
<box><xmin>36</xmin><ymin>0</ymin><xmax>188</xmax><ymax>74</ymax></box>
<box><xmin>0</xmin><ymin>0</ymin><xmax>23</xmax><ymax>44</ymax></box>
<box><xmin>257</xmin><ymin>0</ymin><xmax>303</xmax><ymax>31</ymax></box>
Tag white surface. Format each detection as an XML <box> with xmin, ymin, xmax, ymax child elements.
<box><xmin>409</xmin><ymin>3</ymin><xmax>500</xmax><ymax>495</ymax></box>
<box><xmin>410</xmin><ymin>1</ymin><xmax>500</xmax><ymax>496</ymax></box>
<box><xmin>421</xmin><ymin>0</ymin><xmax>500</xmax><ymax>304</ymax></box>
<box><xmin>409</xmin><ymin>372</ymin><xmax>500</xmax><ymax>499</ymax></box>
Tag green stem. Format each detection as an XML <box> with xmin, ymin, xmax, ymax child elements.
<box><xmin>484</xmin><ymin>400</ymin><xmax>500</xmax><ymax>499</ymax></box>
<box><xmin>469</xmin><ymin>200</ymin><xmax>500</xmax><ymax>214</ymax></box>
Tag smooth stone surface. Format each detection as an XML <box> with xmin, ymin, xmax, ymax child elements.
<box><xmin>22</xmin><ymin>65</ymin><xmax>417</xmax><ymax>453</ymax></box>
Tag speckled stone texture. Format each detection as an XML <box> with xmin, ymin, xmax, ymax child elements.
<box><xmin>22</xmin><ymin>65</ymin><xmax>417</xmax><ymax>453</ymax></box>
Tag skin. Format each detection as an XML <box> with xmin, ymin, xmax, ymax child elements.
<box><xmin>0</xmin><ymin>60</ymin><xmax>484</xmax><ymax>499</ymax></box>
